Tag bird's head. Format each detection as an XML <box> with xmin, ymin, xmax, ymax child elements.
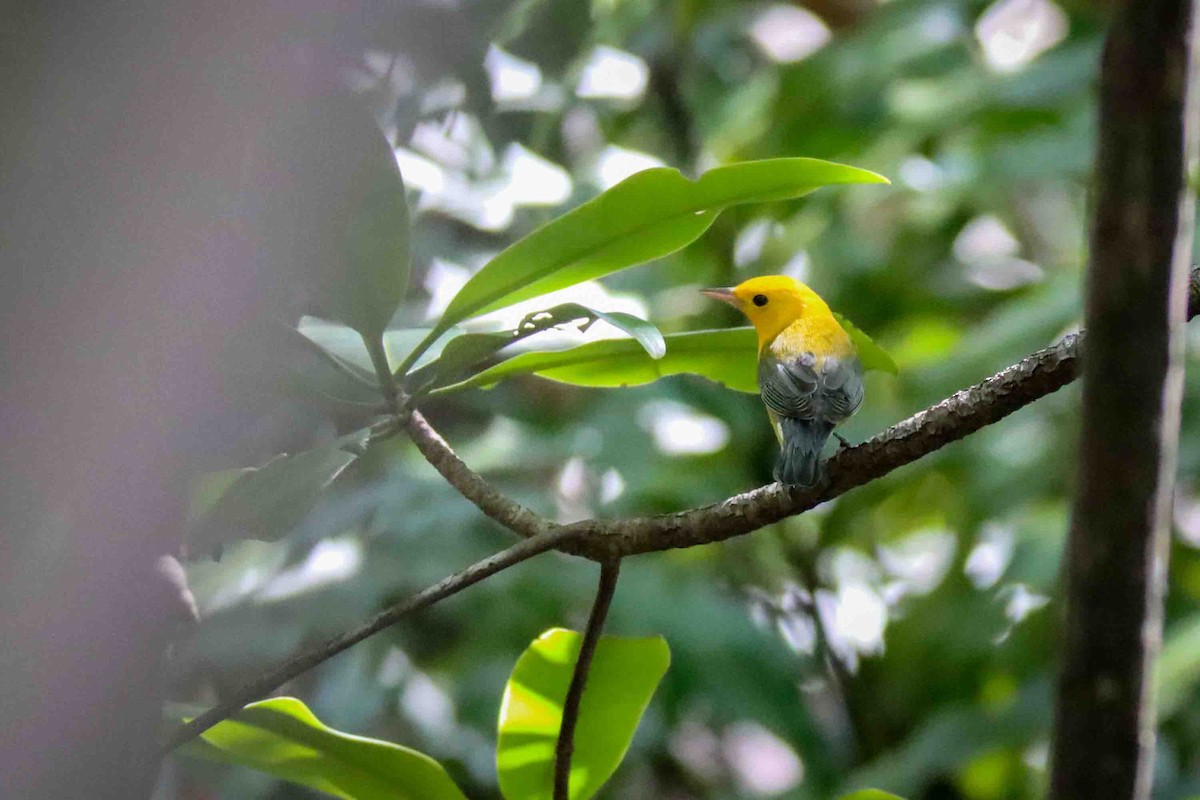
<box><xmin>701</xmin><ymin>275</ymin><xmax>830</xmax><ymax>347</ymax></box>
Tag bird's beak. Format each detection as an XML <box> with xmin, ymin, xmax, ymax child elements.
<box><xmin>700</xmin><ymin>287</ymin><xmax>741</xmax><ymax>309</ymax></box>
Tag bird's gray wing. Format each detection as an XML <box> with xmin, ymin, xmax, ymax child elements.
<box><xmin>818</xmin><ymin>355</ymin><xmax>864</xmax><ymax>420</ymax></box>
<box><xmin>758</xmin><ymin>353</ymin><xmax>819</xmax><ymax>419</ymax></box>
<box><xmin>758</xmin><ymin>352</ymin><xmax>863</xmax><ymax>422</ymax></box>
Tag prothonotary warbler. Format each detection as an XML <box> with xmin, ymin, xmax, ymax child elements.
<box><xmin>703</xmin><ymin>276</ymin><xmax>864</xmax><ymax>487</ymax></box>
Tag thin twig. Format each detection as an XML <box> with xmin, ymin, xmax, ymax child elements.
<box><xmin>787</xmin><ymin>546</ymin><xmax>868</xmax><ymax>760</ymax></box>
<box><xmin>405</xmin><ymin>409</ymin><xmax>555</xmax><ymax>538</ymax></box>
<box><xmin>554</xmin><ymin>559</ymin><xmax>622</xmax><ymax>800</ymax></box>
<box><xmin>163</xmin><ymin>525</ymin><xmax>578</xmax><ymax>752</ymax></box>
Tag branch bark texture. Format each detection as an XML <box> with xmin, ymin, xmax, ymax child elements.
<box><xmin>1049</xmin><ymin>3</ymin><xmax>1199</xmax><ymax>799</ymax></box>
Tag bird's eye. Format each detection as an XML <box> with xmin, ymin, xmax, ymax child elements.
<box><xmin>752</xmin><ymin>294</ymin><xmax>768</xmax><ymax>307</ymax></box>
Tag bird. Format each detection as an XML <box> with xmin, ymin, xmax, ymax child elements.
<box><xmin>703</xmin><ymin>276</ymin><xmax>864</xmax><ymax>487</ymax></box>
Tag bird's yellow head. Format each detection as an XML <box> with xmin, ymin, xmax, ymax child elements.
<box><xmin>702</xmin><ymin>275</ymin><xmax>834</xmax><ymax>349</ymax></box>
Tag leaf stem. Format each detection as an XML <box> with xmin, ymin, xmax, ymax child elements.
<box><xmin>364</xmin><ymin>333</ymin><xmax>399</xmax><ymax>413</ymax></box>
<box><xmin>554</xmin><ymin>558</ymin><xmax>622</xmax><ymax>800</ymax></box>
<box><xmin>393</xmin><ymin>324</ymin><xmax>445</xmax><ymax>379</ymax></box>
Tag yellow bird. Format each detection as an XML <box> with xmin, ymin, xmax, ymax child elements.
<box><xmin>703</xmin><ymin>276</ymin><xmax>864</xmax><ymax>486</ymax></box>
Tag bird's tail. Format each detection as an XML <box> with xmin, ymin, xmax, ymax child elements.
<box><xmin>774</xmin><ymin>418</ymin><xmax>834</xmax><ymax>487</ymax></box>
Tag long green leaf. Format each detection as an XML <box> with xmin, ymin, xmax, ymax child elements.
<box><xmin>277</xmin><ymin>324</ymin><xmax>387</xmax><ymax>409</ymax></box>
<box><xmin>320</xmin><ymin>96</ymin><xmax>412</xmax><ymax>339</ymax></box>
<box><xmin>432</xmin><ymin>311</ymin><xmax>896</xmax><ymax>395</ymax></box>
<box><xmin>407</xmin><ymin>331</ymin><xmax>513</xmax><ymax>389</ymax></box>
<box><xmin>432</xmin><ymin>328</ymin><xmax>761</xmax><ymax>395</ymax></box>
<box><xmin>410</xmin><ymin>303</ymin><xmax>665</xmax><ymax>394</ymax></box>
<box><xmin>547</xmin><ymin>303</ymin><xmax>666</xmax><ymax>359</ymax></box>
<box><xmin>188</xmin><ymin>429</ymin><xmax>369</xmax><ymax>554</ymax></box>
<box><xmin>837</xmin><ymin>791</ymin><xmax>906</xmax><ymax>800</ymax></box>
<box><xmin>176</xmin><ymin>697</ymin><xmax>466</xmax><ymax>800</ymax></box>
<box><xmin>435</xmin><ymin>159</ymin><xmax>888</xmax><ymax>334</ymax></box>
<box><xmin>497</xmin><ymin>628</ymin><xmax>671</xmax><ymax>800</ymax></box>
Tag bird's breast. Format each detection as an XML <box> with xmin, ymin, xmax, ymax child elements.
<box><xmin>764</xmin><ymin>315</ymin><xmax>854</xmax><ymax>363</ymax></box>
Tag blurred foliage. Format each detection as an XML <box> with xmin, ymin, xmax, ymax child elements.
<box><xmin>163</xmin><ymin>1</ymin><xmax>1200</xmax><ymax>799</ymax></box>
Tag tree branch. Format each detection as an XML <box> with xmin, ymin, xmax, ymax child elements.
<box><xmin>405</xmin><ymin>272</ymin><xmax>1200</xmax><ymax>565</ymax></box>
<box><xmin>563</xmin><ymin>274</ymin><xmax>1199</xmax><ymax>559</ymax></box>
<box><xmin>1049</xmin><ymin>2</ymin><xmax>1199</xmax><ymax>799</ymax></box>
<box><xmin>171</xmin><ymin>268</ymin><xmax>1200</xmax><ymax>752</ymax></box>
<box><xmin>555</xmin><ymin>559</ymin><xmax>621</xmax><ymax>800</ymax></box>
<box><xmin>405</xmin><ymin>409</ymin><xmax>555</xmax><ymax>538</ymax></box>
<box><xmin>163</xmin><ymin>525</ymin><xmax>579</xmax><ymax>751</ymax></box>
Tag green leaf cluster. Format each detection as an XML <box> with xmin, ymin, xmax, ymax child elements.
<box><xmin>393</xmin><ymin>157</ymin><xmax>892</xmax><ymax>386</ymax></box>
<box><xmin>176</xmin><ymin>97</ymin><xmax>896</xmax><ymax>799</ymax></box>
<box><xmin>176</xmin><ymin>630</ymin><xmax>672</xmax><ymax>800</ymax></box>
<box><xmin>193</xmin><ymin>152</ymin><xmax>890</xmax><ymax>557</ymax></box>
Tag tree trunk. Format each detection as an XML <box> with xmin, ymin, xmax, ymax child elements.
<box><xmin>1049</xmin><ymin>2</ymin><xmax>1199</xmax><ymax>799</ymax></box>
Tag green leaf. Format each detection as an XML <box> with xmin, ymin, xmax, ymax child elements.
<box><xmin>319</xmin><ymin>96</ymin><xmax>411</xmax><ymax>339</ymax></box>
<box><xmin>429</xmin><ymin>313</ymin><xmax>895</xmax><ymax>396</ymax></box>
<box><xmin>407</xmin><ymin>331</ymin><xmax>514</xmax><ymax>389</ymax></box>
<box><xmin>433</xmin><ymin>328</ymin><xmax>760</xmax><ymax>396</ymax></box>
<box><xmin>188</xmin><ymin>429</ymin><xmax>369</xmax><ymax>553</ymax></box>
<box><xmin>837</xmin><ymin>791</ymin><xmax>907</xmax><ymax>800</ymax></box>
<box><xmin>296</xmin><ymin>317</ymin><xmax>380</xmax><ymax>376</ymax></box>
<box><xmin>497</xmin><ymin>628</ymin><xmax>671</xmax><ymax>800</ymax></box>
<box><xmin>298</xmin><ymin>317</ymin><xmax>460</xmax><ymax>378</ymax></box>
<box><xmin>437</xmin><ymin>159</ymin><xmax>888</xmax><ymax>332</ymax></box>
<box><xmin>545</xmin><ymin>303</ymin><xmax>667</xmax><ymax>359</ymax></box>
<box><xmin>833</xmin><ymin>312</ymin><xmax>899</xmax><ymax>374</ymax></box>
<box><xmin>176</xmin><ymin>697</ymin><xmax>466</xmax><ymax>800</ymax></box>
<box><xmin>409</xmin><ymin>303</ymin><xmax>665</xmax><ymax>393</ymax></box>
<box><xmin>285</xmin><ymin>321</ymin><xmax>380</xmax><ymax>396</ymax></box>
